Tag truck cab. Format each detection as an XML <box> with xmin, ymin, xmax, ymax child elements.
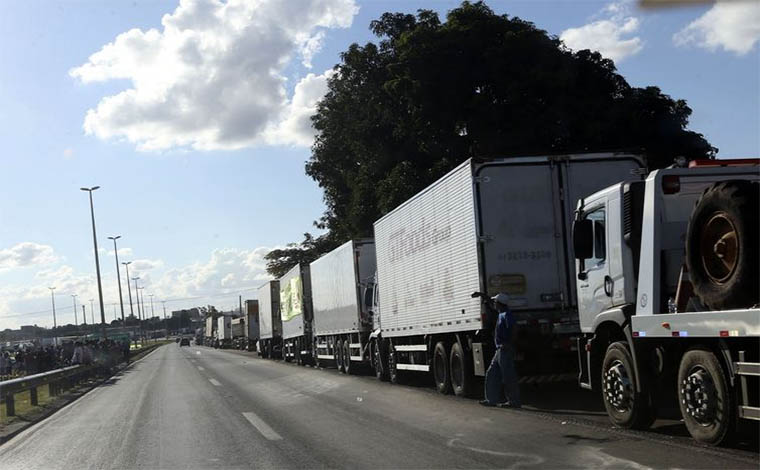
<box><xmin>573</xmin><ymin>160</ymin><xmax>759</xmax><ymax>445</ymax></box>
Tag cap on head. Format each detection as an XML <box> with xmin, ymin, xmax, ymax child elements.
<box><xmin>491</xmin><ymin>293</ymin><xmax>510</xmax><ymax>305</ymax></box>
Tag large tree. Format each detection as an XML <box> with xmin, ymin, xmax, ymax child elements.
<box><xmin>266</xmin><ymin>1</ymin><xmax>715</xmax><ymax>276</ymax></box>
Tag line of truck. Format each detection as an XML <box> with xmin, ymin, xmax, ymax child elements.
<box><xmin>214</xmin><ymin>152</ymin><xmax>760</xmax><ymax>446</ymax></box>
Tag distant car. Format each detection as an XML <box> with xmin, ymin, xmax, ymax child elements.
<box><xmin>179</xmin><ymin>338</ymin><xmax>190</xmax><ymax>346</ymax></box>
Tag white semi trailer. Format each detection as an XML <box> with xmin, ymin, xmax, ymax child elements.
<box><xmin>310</xmin><ymin>239</ymin><xmax>376</xmax><ymax>374</ymax></box>
<box><xmin>572</xmin><ymin>159</ymin><xmax>759</xmax><ymax>445</ymax></box>
<box><xmin>258</xmin><ymin>281</ymin><xmax>281</xmax><ymax>359</ymax></box>
<box><xmin>280</xmin><ymin>264</ymin><xmax>313</xmax><ymax>365</ymax></box>
<box><xmin>371</xmin><ymin>153</ymin><xmax>645</xmax><ymax>396</ymax></box>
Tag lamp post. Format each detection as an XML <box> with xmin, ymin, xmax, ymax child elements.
<box><xmin>123</xmin><ymin>261</ymin><xmax>134</xmax><ymax>319</ymax></box>
<box><xmin>132</xmin><ymin>277</ymin><xmax>142</xmax><ymax>342</ymax></box>
<box><xmin>49</xmin><ymin>287</ymin><xmax>57</xmax><ymax>346</ymax></box>
<box><xmin>89</xmin><ymin>299</ymin><xmax>95</xmax><ymax>325</ymax></box>
<box><xmin>138</xmin><ymin>286</ymin><xmax>146</xmax><ymax>341</ymax></box>
<box><xmin>81</xmin><ymin>186</ymin><xmax>106</xmax><ymax>339</ymax></box>
<box><xmin>108</xmin><ymin>236</ymin><xmax>126</xmax><ymax>324</ymax></box>
<box><xmin>162</xmin><ymin>300</ymin><xmax>168</xmax><ymax>339</ymax></box>
<box><xmin>71</xmin><ymin>294</ymin><xmax>78</xmax><ymax>326</ymax></box>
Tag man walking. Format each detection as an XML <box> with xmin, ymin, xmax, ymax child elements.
<box><xmin>480</xmin><ymin>293</ymin><xmax>521</xmax><ymax>408</ymax></box>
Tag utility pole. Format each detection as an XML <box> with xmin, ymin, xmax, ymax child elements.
<box><xmin>49</xmin><ymin>287</ymin><xmax>57</xmax><ymax>346</ymax></box>
<box><xmin>83</xmin><ymin>305</ymin><xmax>87</xmax><ymax>325</ymax></box>
<box><xmin>162</xmin><ymin>300</ymin><xmax>167</xmax><ymax>338</ymax></box>
<box><xmin>89</xmin><ymin>299</ymin><xmax>95</xmax><ymax>325</ymax></box>
<box><xmin>81</xmin><ymin>186</ymin><xmax>106</xmax><ymax>339</ymax></box>
<box><xmin>108</xmin><ymin>236</ymin><xmax>126</xmax><ymax>323</ymax></box>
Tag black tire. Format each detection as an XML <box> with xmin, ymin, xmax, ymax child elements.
<box><xmin>601</xmin><ymin>342</ymin><xmax>655</xmax><ymax>430</ymax></box>
<box><xmin>388</xmin><ymin>343</ymin><xmax>400</xmax><ymax>384</ymax></box>
<box><xmin>343</xmin><ymin>340</ymin><xmax>353</xmax><ymax>375</ymax></box>
<box><xmin>295</xmin><ymin>339</ymin><xmax>304</xmax><ymax>366</ymax></box>
<box><xmin>450</xmin><ymin>341</ymin><xmax>474</xmax><ymax>397</ymax></box>
<box><xmin>686</xmin><ymin>180</ymin><xmax>759</xmax><ymax>310</ymax></box>
<box><xmin>374</xmin><ymin>340</ymin><xmax>389</xmax><ymax>381</ymax></box>
<box><xmin>433</xmin><ymin>341</ymin><xmax>452</xmax><ymax>394</ymax></box>
<box><xmin>677</xmin><ymin>348</ymin><xmax>734</xmax><ymax>446</ymax></box>
<box><xmin>336</xmin><ymin>339</ymin><xmax>344</xmax><ymax>373</ymax></box>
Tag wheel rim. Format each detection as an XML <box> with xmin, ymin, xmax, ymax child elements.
<box><xmin>681</xmin><ymin>366</ymin><xmax>718</xmax><ymax>425</ymax></box>
<box><xmin>603</xmin><ymin>360</ymin><xmax>634</xmax><ymax>413</ymax></box>
<box><xmin>344</xmin><ymin>343</ymin><xmax>350</xmax><ymax>373</ymax></box>
<box><xmin>700</xmin><ymin>213</ymin><xmax>739</xmax><ymax>283</ymax></box>
<box><xmin>389</xmin><ymin>346</ymin><xmax>397</xmax><ymax>380</ymax></box>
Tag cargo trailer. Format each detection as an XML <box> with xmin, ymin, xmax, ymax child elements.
<box><xmin>280</xmin><ymin>264</ymin><xmax>313</xmax><ymax>365</ymax></box>
<box><xmin>371</xmin><ymin>153</ymin><xmax>645</xmax><ymax>395</ymax></box>
<box><xmin>258</xmin><ymin>280</ymin><xmax>281</xmax><ymax>358</ymax></box>
<box><xmin>310</xmin><ymin>239</ymin><xmax>376</xmax><ymax>373</ymax></box>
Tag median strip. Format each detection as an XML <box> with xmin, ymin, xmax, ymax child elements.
<box><xmin>242</xmin><ymin>411</ymin><xmax>283</xmax><ymax>441</ymax></box>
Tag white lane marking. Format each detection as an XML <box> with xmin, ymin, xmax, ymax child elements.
<box><xmin>197</xmin><ymin>366</ymin><xmax>205</xmax><ymax>371</ymax></box>
<box><xmin>209</xmin><ymin>378</ymin><xmax>222</xmax><ymax>386</ymax></box>
<box><xmin>196</xmin><ymin>351</ymin><xmax>201</xmax><ymax>355</ymax></box>
<box><xmin>242</xmin><ymin>411</ymin><xmax>283</xmax><ymax>441</ymax></box>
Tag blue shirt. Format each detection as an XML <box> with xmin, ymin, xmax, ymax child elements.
<box><xmin>494</xmin><ymin>309</ymin><xmax>515</xmax><ymax>348</ymax></box>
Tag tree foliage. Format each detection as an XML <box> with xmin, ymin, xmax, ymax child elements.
<box><xmin>266</xmin><ymin>1</ymin><xmax>715</xmax><ymax>277</ymax></box>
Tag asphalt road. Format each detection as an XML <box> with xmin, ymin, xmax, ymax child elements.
<box><xmin>1</xmin><ymin>344</ymin><xmax>757</xmax><ymax>469</ymax></box>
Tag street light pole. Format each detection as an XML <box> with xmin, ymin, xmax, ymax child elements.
<box><xmin>71</xmin><ymin>294</ymin><xmax>78</xmax><ymax>326</ymax></box>
<box><xmin>138</xmin><ymin>286</ymin><xmax>146</xmax><ymax>341</ymax></box>
<box><xmin>123</xmin><ymin>262</ymin><xmax>134</xmax><ymax>318</ymax></box>
<box><xmin>132</xmin><ymin>277</ymin><xmax>142</xmax><ymax>342</ymax></box>
<box><xmin>81</xmin><ymin>186</ymin><xmax>106</xmax><ymax>339</ymax></box>
<box><xmin>162</xmin><ymin>300</ymin><xmax>167</xmax><ymax>338</ymax></box>
<box><xmin>49</xmin><ymin>287</ymin><xmax>57</xmax><ymax>346</ymax></box>
<box><xmin>89</xmin><ymin>299</ymin><xmax>95</xmax><ymax>325</ymax></box>
<box><xmin>108</xmin><ymin>235</ymin><xmax>126</xmax><ymax>324</ymax></box>
<box><xmin>149</xmin><ymin>293</ymin><xmax>155</xmax><ymax>319</ymax></box>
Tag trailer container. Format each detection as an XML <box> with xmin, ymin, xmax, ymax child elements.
<box><xmin>258</xmin><ymin>280</ymin><xmax>281</xmax><ymax>358</ymax></box>
<box><xmin>310</xmin><ymin>239</ymin><xmax>376</xmax><ymax>373</ymax></box>
<box><xmin>280</xmin><ymin>264</ymin><xmax>313</xmax><ymax>365</ymax></box>
<box><xmin>371</xmin><ymin>153</ymin><xmax>645</xmax><ymax>395</ymax></box>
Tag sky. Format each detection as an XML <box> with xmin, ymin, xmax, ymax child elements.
<box><xmin>0</xmin><ymin>0</ymin><xmax>758</xmax><ymax>330</ymax></box>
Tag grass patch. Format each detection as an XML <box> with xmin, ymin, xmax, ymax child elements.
<box><xmin>0</xmin><ymin>385</ymin><xmax>52</xmax><ymax>424</ymax></box>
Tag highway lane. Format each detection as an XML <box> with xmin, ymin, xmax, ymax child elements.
<box><xmin>1</xmin><ymin>344</ymin><xmax>756</xmax><ymax>469</ymax></box>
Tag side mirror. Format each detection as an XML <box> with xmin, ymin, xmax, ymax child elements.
<box><xmin>572</xmin><ymin>219</ymin><xmax>593</xmax><ymax>260</ymax></box>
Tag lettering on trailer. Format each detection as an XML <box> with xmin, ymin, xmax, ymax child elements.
<box><xmin>498</xmin><ymin>250</ymin><xmax>552</xmax><ymax>262</ymax></box>
<box><xmin>280</xmin><ymin>276</ymin><xmax>303</xmax><ymax>322</ymax></box>
<box><xmin>388</xmin><ymin>218</ymin><xmax>452</xmax><ymax>264</ymax></box>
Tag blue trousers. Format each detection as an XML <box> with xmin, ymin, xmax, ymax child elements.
<box><xmin>484</xmin><ymin>345</ymin><xmax>521</xmax><ymax>406</ymax></box>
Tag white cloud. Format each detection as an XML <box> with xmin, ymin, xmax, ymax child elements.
<box><xmin>560</xmin><ymin>1</ymin><xmax>643</xmax><ymax>62</ymax></box>
<box><xmin>63</xmin><ymin>148</ymin><xmax>74</xmax><ymax>159</ymax></box>
<box><xmin>673</xmin><ymin>1</ymin><xmax>760</xmax><ymax>56</ymax></box>
<box><xmin>0</xmin><ymin>242</ymin><xmax>59</xmax><ymax>270</ymax></box>
<box><xmin>155</xmin><ymin>246</ymin><xmax>272</xmax><ymax>299</ymax></box>
<box><xmin>266</xmin><ymin>70</ymin><xmax>333</xmax><ymax>146</ymax></box>
<box><xmin>70</xmin><ymin>0</ymin><xmax>358</xmax><ymax>151</ymax></box>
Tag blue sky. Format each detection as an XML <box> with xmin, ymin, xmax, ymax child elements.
<box><xmin>1</xmin><ymin>0</ymin><xmax>758</xmax><ymax>329</ymax></box>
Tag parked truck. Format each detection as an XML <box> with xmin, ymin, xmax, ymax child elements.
<box><xmin>280</xmin><ymin>264</ymin><xmax>313</xmax><ymax>365</ymax></box>
<box><xmin>310</xmin><ymin>239</ymin><xmax>376</xmax><ymax>374</ymax></box>
<box><xmin>231</xmin><ymin>317</ymin><xmax>246</xmax><ymax>349</ymax></box>
<box><xmin>205</xmin><ymin>316</ymin><xmax>215</xmax><ymax>346</ymax></box>
<box><xmin>244</xmin><ymin>299</ymin><xmax>259</xmax><ymax>351</ymax></box>
<box><xmin>572</xmin><ymin>159</ymin><xmax>759</xmax><ymax>445</ymax></box>
<box><xmin>258</xmin><ymin>280</ymin><xmax>282</xmax><ymax>359</ymax></box>
<box><xmin>370</xmin><ymin>153</ymin><xmax>646</xmax><ymax>396</ymax></box>
<box><xmin>217</xmin><ymin>316</ymin><xmax>232</xmax><ymax>349</ymax></box>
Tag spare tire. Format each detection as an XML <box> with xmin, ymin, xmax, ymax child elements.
<box><xmin>686</xmin><ymin>180</ymin><xmax>759</xmax><ymax>310</ymax></box>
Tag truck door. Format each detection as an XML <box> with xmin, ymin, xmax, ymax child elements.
<box><xmin>576</xmin><ymin>205</ymin><xmax>613</xmax><ymax>318</ymax></box>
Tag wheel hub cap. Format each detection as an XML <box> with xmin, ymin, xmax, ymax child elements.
<box><xmin>603</xmin><ymin>361</ymin><xmax>633</xmax><ymax>412</ymax></box>
<box><xmin>681</xmin><ymin>368</ymin><xmax>716</xmax><ymax>424</ymax></box>
<box><xmin>700</xmin><ymin>213</ymin><xmax>738</xmax><ymax>283</ymax></box>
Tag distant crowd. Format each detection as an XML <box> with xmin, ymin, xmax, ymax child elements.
<box><xmin>0</xmin><ymin>339</ymin><xmax>131</xmax><ymax>380</ymax></box>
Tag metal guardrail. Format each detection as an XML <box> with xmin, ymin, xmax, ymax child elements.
<box><xmin>0</xmin><ymin>364</ymin><xmax>97</xmax><ymax>417</ymax></box>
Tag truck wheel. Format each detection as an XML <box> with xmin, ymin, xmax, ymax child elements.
<box><xmin>389</xmin><ymin>343</ymin><xmax>400</xmax><ymax>384</ymax></box>
<box><xmin>336</xmin><ymin>339</ymin><xmax>345</xmax><ymax>373</ymax></box>
<box><xmin>295</xmin><ymin>339</ymin><xmax>304</xmax><ymax>366</ymax></box>
<box><xmin>433</xmin><ymin>341</ymin><xmax>452</xmax><ymax>394</ymax></box>
<box><xmin>601</xmin><ymin>342</ymin><xmax>655</xmax><ymax>430</ymax></box>
<box><xmin>343</xmin><ymin>341</ymin><xmax>353</xmax><ymax>375</ymax></box>
<box><xmin>313</xmin><ymin>340</ymin><xmax>322</xmax><ymax>369</ymax></box>
<box><xmin>686</xmin><ymin>180</ymin><xmax>759</xmax><ymax>310</ymax></box>
<box><xmin>677</xmin><ymin>348</ymin><xmax>734</xmax><ymax>445</ymax></box>
<box><xmin>450</xmin><ymin>341</ymin><xmax>474</xmax><ymax>397</ymax></box>
<box><xmin>374</xmin><ymin>340</ymin><xmax>389</xmax><ymax>381</ymax></box>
